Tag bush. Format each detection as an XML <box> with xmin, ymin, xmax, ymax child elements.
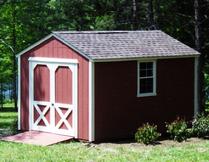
<box><xmin>166</xmin><ymin>119</ymin><xmax>189</xmax><ymax>142</ymax></box>
<box><xmin>135</xmin><ymin>123</ymin><xmax>161</xmax><ymax>145</ymax></box>
<box><xmin>192</xmin><ymin>114</ymin><xmax>209</xmax><ymax>138</ymax></box>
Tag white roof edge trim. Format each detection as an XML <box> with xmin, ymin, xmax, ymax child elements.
<box><xmin>16</xmin><ymin>33</ymin><xmax>92</xmax><ymax>61</ymax></box>
<box><xmin>93</xmin><ymin>54</ymin><xmax>200</xmax><ymax>62</ymax></box>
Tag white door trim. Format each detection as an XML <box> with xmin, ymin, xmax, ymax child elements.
<box><xmin>28</xmin><ymin>57</ymin><xmax>78</xmax><ymax>137</ymax></box>
<box><xmin>28</xmin><ymin>57</ymin><xmax>78</xmax><ymax>64</ymax></box>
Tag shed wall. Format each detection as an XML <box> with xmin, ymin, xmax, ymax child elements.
<box><xmin>94</xmin><ymin>58</ymin><xmax>194</xmax><ymax>141</ymax></box>
<box><xmin>20</xmin><ymin>37</ymin><xmax>89</xmax><ymax>140</ymax></box>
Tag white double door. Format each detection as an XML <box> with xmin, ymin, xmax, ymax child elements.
<box><xmin>29</xmin><ymin>57</ymin><xmax>78</xmax><ymax>137</ymax></box>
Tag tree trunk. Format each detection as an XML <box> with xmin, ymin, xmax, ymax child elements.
<box><xmin>132</xmin><ymin>0</ymin><xmax>137</xmax><ymax>30</ymax></box>
<box><xmin>155</xmin><ymin>0</ymin><xmax>160</xmax><ymax>29</ymax></box>
<box><xmin>12</xmin><ymin>0</ymin><xmax>17</xmax><ymax>111</ymax></box>
<box><xmin>194</xmin><ymin>0</ymin><xmax>205</xmax><ymax>113</ymax></box>
<box><xmin>148</xmin><ymin>0</ymin><xmax>155</xmax><ymax>29</ymax></box>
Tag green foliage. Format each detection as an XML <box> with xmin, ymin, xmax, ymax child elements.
<box><xmin>94</xmin><ymin>14</ymin><xmax>116</xmax><ymax>30</ymax></box>
<box><xmin>166</xmin><ymin>119</ymin><xmax>189</xmax><ymax>142</ymax></box>
<box><xmin>135</xmin><ymin>123</ymin><xmax>161</xmax><ymax>145</ymax></box>
<box><xmin>192</xmin><ymin>114</ymin><xmax>209</xmax><ymax>138</ymax></box>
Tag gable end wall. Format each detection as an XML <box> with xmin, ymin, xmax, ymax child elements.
<box><xmin>20</xmin><ymin>37</ymin><xmax>89</xmax><ymax>140</ymax></box>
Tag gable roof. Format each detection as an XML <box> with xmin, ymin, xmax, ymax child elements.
<box><xmin>17</xmin><ymin>30</ymin><xmax>200</xmax><ymax>61</ymax></box>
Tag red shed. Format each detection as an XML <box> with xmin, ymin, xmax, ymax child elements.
<box><xmin>17</xmin><ymin>31</ymin><xmax>200</xmax><ymax>142</ymax></box>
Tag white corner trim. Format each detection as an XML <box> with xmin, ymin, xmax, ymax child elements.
<box><xmin>89</xmin><ymin>61</ymin><xmax>95</xmax><ymax>142</ymax></box>
<box><xmin>73</xmin><ymin>64</ymin><xmax>78</xmax><ymax>138</ymax></box>
<box><xmin>137</xmin><ymin>60</ymin><xmax>157</xmax><ymax>97</ymax></box>
<box><xmin>194</xmin><ymin>57</ymin><xmax>199</xmax><ymax>117</ymax></box>
<box><xmin>17</xmin><ymin>56</ymin><xmax>21</xmax><ymax>130</ymax></box>
<box><xmin>28</xmin><ymin>57</ymin><xmax>78</xmax><ymax>64</ymax></box>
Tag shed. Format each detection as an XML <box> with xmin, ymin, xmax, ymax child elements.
<box><xmin>17</xmin><ymin>30</ymin><xmax>200</xmax><ymax>142</ymax></box>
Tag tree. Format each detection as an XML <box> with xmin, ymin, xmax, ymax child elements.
<box><xmin>194</xmin><ymin>0</ymin><xmax>205</xmax><ymax>113</ymax></box>
<box><xmin>147</xmin><ymin>0</ymin><xmax>155</xmax><ymax>29</ymax></box>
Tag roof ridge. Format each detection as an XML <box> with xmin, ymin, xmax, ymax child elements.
<box><xmin>53</xmin><ymin>30</ymin><xmax>162</xmax><ymax>34</ymax></box>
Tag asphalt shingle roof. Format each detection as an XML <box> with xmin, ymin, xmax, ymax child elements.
<box><xmin>53</xmin><ymin>30</ymin><xmax>199</xmax><ymax>60</ymax></box>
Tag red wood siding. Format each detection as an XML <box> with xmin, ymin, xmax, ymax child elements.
<box><xmin>55</xmin><ymin>66</ymin><xmax>72</xmax><ymax>104</ymax></box>
<box><xmin>55</xmin><ymin>66</ymin><xmax>73</xmax><ymax>130</ymax></box>
<box><xmin>34</xmin><ymin>65</ymin><xmax>50</xmax><ymax>101</ymax></box>
<box><xmin>33</xmin><ymin>65</ymin><xmax>50</xmax><ymax>126</ymax></box>
<box><xmin>94</xmin><ymin>58</ymin><xmax>194</xmax><ymax>141</ymax></box>
<box><xmin>20</xmin><ymin>37</ymin><xmax>89</xmax><ymax>140</ymax></box>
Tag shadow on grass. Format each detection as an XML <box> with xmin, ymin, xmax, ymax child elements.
<box><xmin>0</xmin><ymin>107</ymin><xmax>17</xmax><ymax>137</ymax></box>
<box><xmin>0</xmin><ymin>107</ymin><xmax>16</xmax><ymax>112</ymax></box>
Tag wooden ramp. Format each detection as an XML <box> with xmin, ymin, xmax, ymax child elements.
<box><xmin>1</xmin><ymin>131</ymin><xmax>73</xmax><ymax>146</ymax></box>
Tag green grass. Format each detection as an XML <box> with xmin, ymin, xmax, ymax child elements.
<box><xmin>1</xmin><ymin>139</ymin><xmax>209</xmax><ymax>162</ymax></box>
<box><xmin>1</xmin><ymin>109</ymin><xmax>209</xmax><ymax>161</ymax></box>
<box><xmin>0</xmin><ymin>106</ymin><xmax>17</xmax><ymax>136</ymax></box>
<box><xmin>3</xmin><ymin>102</ymin><xmax>14</xmax><ymax>108</ymax></box>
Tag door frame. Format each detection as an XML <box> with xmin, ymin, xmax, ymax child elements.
<box><xmin>28</xmin><ymin>57</ymin><xmax>78</xmax><ymax>137</ymax></box>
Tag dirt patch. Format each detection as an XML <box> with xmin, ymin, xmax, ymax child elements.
<box><xmin>91</xmin><ymin>138</ymin><xmax>207</xmax><ymax>150</ymax></box>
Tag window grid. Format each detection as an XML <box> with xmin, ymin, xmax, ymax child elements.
<box><xmin>137</xmin><ymin>61</ymin><xmax>156</xmax><ymax>97</ymax></box>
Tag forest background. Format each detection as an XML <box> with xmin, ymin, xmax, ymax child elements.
<box><xmin>0</xmin><ymin>0</ymin><xmax>208</xmax><ymax>111</ymax></box>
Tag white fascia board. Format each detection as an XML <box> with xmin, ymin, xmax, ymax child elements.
<box><xmin>93</xmin><ymin>55</ymin><xmax>199</xmax><ymax>62</ymax></box>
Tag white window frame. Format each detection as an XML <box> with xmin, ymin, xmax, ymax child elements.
<box><xmin>137</xmin><ymin>60</ymin><xmax>157</xmax><ymax>97</ymax></box>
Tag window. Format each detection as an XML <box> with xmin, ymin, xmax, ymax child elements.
<box><xmin>137</xmin><ymin>61</ymin><xmax>156</xmax><ymax>97</ymax></box>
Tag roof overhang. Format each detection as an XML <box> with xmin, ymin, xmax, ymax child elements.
<box><xmin>93</xmin><ymin>54</ymin><xmax>200</xmax><ymax>62</ymax></box>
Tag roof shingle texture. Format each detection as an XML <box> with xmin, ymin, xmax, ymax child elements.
<box><xmin>53</xmin><ymin>30</ymin><xmax>199</xmax><ymax>60</ymax></box>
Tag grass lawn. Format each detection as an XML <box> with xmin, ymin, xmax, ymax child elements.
<box><xmin>0</xmin><ymin>106</ymin><xmax>17</xmax><ymax>136</ymax></box>
<box><xmin>1</xmin><ymin>108</ymin><xmax>209</xmax><ymax>162</ymax></box>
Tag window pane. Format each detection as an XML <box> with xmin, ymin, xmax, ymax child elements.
<box><xmin>140</xmin><ymin>69</ymin><xmax>146</xmax><ymax>77</ymax></box>
<box><xmin>139</xmin><ymin>79</ymin><xmax>146</xmax><ymax>93</ymax></box>
<box><xmin>140</xmin><ymin>78</ymin><xmax>153</xmax><ymax>93</ymax></box>
<box><xmin>147</xmin><ymin>69</ymin><xmax>153</xmax><ymax>76</ymax></box>
<box><xmin>146</xmin><ymin>62</ymin><xmax>153</xmax><ymax>69</ymax></box>
<box><xmin>146</xmin><ymin>78</ymin><xmax>153</xmax><ymax>92</ymax></box>
<box><xmin>140</xmin><ymin>63</ymin><xmax>147</xmax><ymax>69</ymax></box>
